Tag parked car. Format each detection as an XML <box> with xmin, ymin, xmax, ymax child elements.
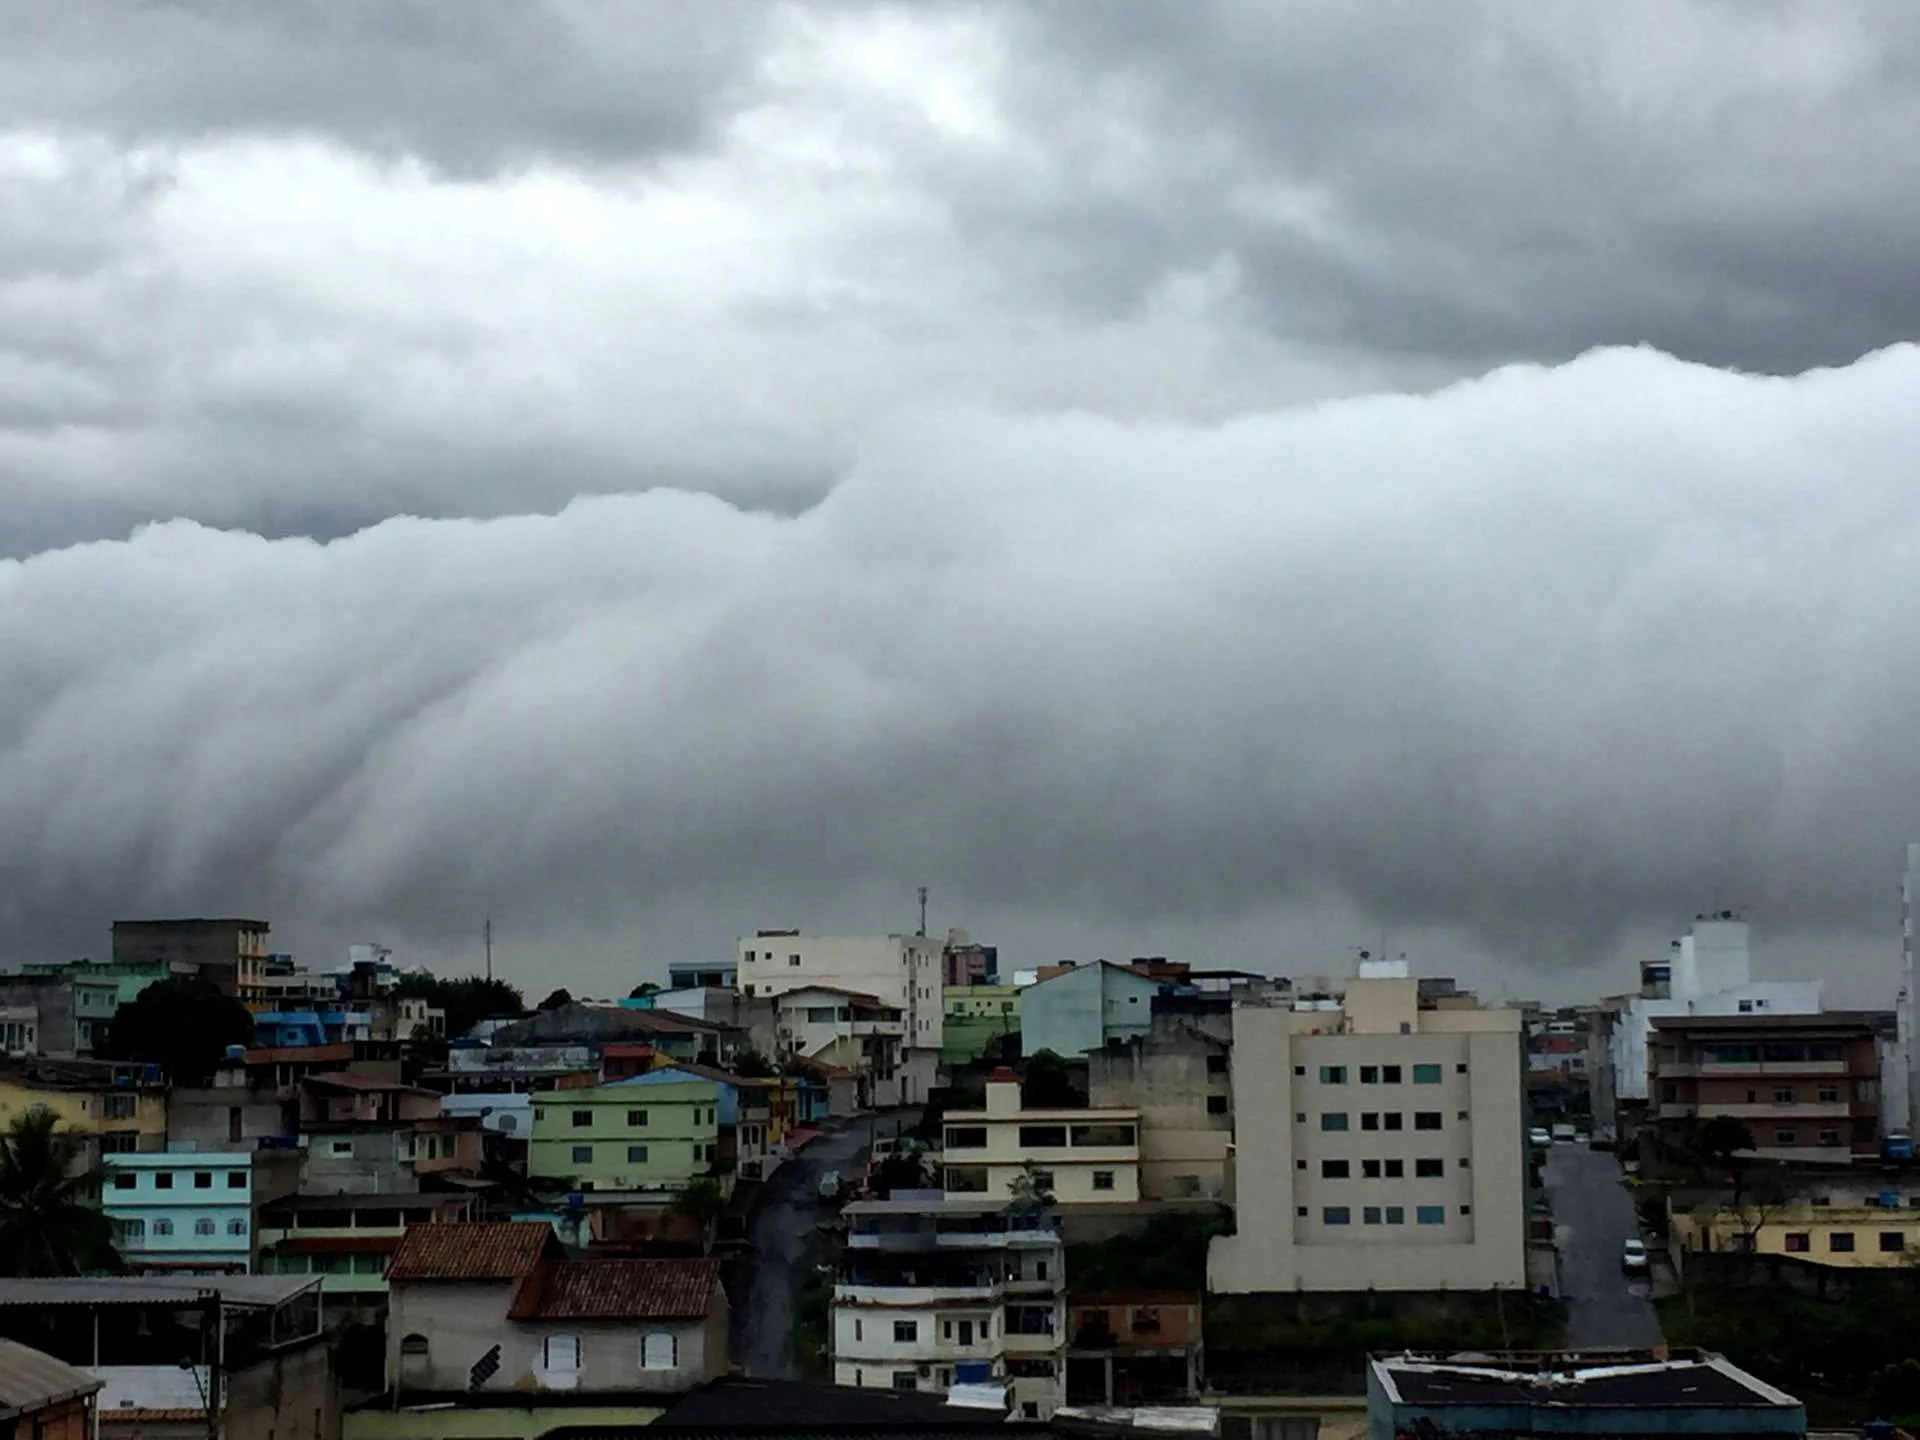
<box><xmin>817</xmin><ymin>1171</ymin><xmax>844</xmax><ymax>1205</ymax></box>
<box><xmin>1528</xmin><ymin>1127</ymin><xmax>1553</xmax><ymax>1149</ymax></box>
<box><xmin>1552</xmin><ymin>1122</ymin><xmax>1576</xmax><ymax>1143</ymax></box>
<box><xmin>1588</xmin><ymin>1128</ymin><xmax>1616</xmax><ymax>1151</ymax></box>
<box><xmin>1621</xmin><ymin>1237</ymin><xmax>1649</xmax><ymax>1275</ymax></box>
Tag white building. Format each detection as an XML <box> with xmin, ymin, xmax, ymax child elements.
<box><xmin>832</xmin><ymin>1192</ymin><xmax>1065</xmax><ymax>1418</ymax></box>
<box><xmin>738</xmin><ymin>933</ymin><xmax>944</xmax><ymax>1104</ymax></box>
<box><xmin>771</xmin><ymin>986</ymin><xmax>910</xmax><ymax>1108</ymax></box>
<box><xmin>1207</xmin><ymin>959</ymin><xmax>1527</xmax><ymax>1294</ymax></box>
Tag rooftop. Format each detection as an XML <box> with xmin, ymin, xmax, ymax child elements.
<box><xmin>386</xmin><ymin>1220</ymin><xmax>556</xmax><ymax>1281</ymax></box>
<box><xmin>0</xmin><ymin>1338</ymin><xmax>102</xmax><ymax>1421</ymax></box>
<box><xmin>843</xmin><ymin>1195</ymin><xmax>1030</xmax><ymax>1217</ymax></box>
<box><xmin>301</xmin><ymin>1072</ymin><xmax>438</xmax><ymax>1095</ymax></box>
<box><xmin>1371</xmin><ymin>1350</ymin><xmax>1800</xmax><ymax>1410</ymax></box>
<box><xmin>1650</xmin><ymin>1012</ymin><xmax>1890</xmax><ymax>1033</ymax></box>
<box><xmin>0</xmin><ymin>1275</ymin><xmax>318</xmax><ymax>1309</ymax></box>
<box><xmin>651</xmin><ymin>1377</ymin><xmax>1019</xmax><ymax>1433</ymax></box>
<box><xmin>507</xmin><ymin>1258</ymin><xmax>722</xmax><ymax>1321</ymax></box>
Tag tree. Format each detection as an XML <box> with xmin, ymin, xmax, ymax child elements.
<box><xmin>393</xmin><ymin>974</ymin><xmax>527</xmax><ymax>1039</ymax></box>
<box><xmin>1008</xmin><ymin>1159</ymin><xmax>1056</xmax><ymax>1210</ymax></box>
<box><xmin>1020</xmin><ymin>1050</ymin><xmax>1082</xmax><ymax>1109</ymax></box>
<box><xmin>730</xmin><ymin>1049</ymin><xmax>775</xmax><ymax>1079</ymax></box>
<box><xmin>628</xmin><ymin>983</ymin><xmax>662</xmax><ymax>1000</ymax></box>
<box><xmin>98</xmin><ymin>976</ymin><xmax>254</xmax><ymax>1085</ymax></box>
<box><xmin>0</xmin><ymin>1109</ymin><xmax>122</xmax><ymax>1276</ymax></box>
<box><xmin>1871</xmin><ymin>1357</ymin><xmax>1920</xmax><ymax>1421</ymax></box>
<box><xmin>537</xmin><ymin>987</ymin><xmax>574</xmax><ymax>1012</ymax></box>
<box><xmin>401</xmin><ymin>1031</ymin><xmax>450</xmax><ymax>1084</ymax></box>
<box><xmin>671</xmin><ymin>1178</ymin><xmax>726</xmax><ymax>1255</ymax></box>
<box><xmin>870</xmin><ymin>1149</ymin><xmax>932</xmax><ymax>1197</ymax></box>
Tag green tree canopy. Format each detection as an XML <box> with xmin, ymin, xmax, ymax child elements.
<box><xmin>670</xmin><ymin>1177</ymin><xmax>726</xmax><ymax>1255</ymax></box>
<box><xmin>391</xmin><ymin>974</ymin><xmax>527</xmax><ymax>1039</ymax></box>
<box><xmin>537</xmin><ymin>987</ymin><xmax>574</xmax><ymax>1012</ymax></box>
<box><xmin>0</xmin><ymin>1109</ymin><xmax>122</xmax><ymax>1276</ymax></box>
<box><xmin>1021</xmin><ymin>1050</ymin><xmax>1083</xmax><ymax>1108</ymax></box>
<box><xmin>97</xmin><ymin>976</ymin><xmax>254</xmax><ymax>1084</ymax></box>
<box><xmin>729</xmin><ymin>1049</ymin><xmax>775</xmax><ymax>1078</ymax></box>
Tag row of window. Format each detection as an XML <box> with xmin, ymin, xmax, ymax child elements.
<box><xmin>111</xmin><ymin>1170</ymin><xmax>248</xmax><ymax>1192</ymax></box>
<box><xmin>566</xmin><ymin>1143</ymin><xmax>713</xmax><ymax>1165</ymax></box>
<box><xmin>261</xmin><ymin>1251</ymin><xmax>387</xmax><ymax>1275</ymax></box>
<box><xmin>1782</xmin><ymin>1230</ymin><xmax>1906</xmax><ymax>1253</ymax></box>
<box><xmin>1312</xmin><ymin>1205</ymin><xmax>1463</xmax><ymax>1226</ymax></box>
<box><xmin>546</xmin><ymin>1108</ymin><xmax>713</xmax><ymax>1128</ymax></box>
<box><xmin>1308</xmin><ymin>1157</ymin><xmax>1458</xmax><ymax>1179</ymax></box>
<box><xmin>1314</xmin><ymin>1111</ymin><xmax>1457</xmax><ymax>1132</ymax></box>
<box><xmin>943</xmin><ymin>1124</ymin><xmax>1137</xmax><ymax>1150</ymax></box>
<box><xmin>400</xmin><ymin>1331</ymin><xmax>682</xmax><ymax>1371</ymax></box>
<box><xmin>118</xmin><ymin>1217</ymin><xmax>247</xmax><ymax>1239</ymax></box>
<box><xmin>1310</xmin><ymin>1063</ymin><xmax>1459</xmax><ymax>1085</ymax></box>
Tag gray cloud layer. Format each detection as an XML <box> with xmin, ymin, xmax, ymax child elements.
<box><xmin>6</xmin><ymin>347</ymin><xmax>1920</xmax><ymax>987</ymax></box>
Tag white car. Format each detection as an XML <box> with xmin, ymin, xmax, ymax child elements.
<box><xmin>1621</xmin><ymin>1238</ymin><xmax>1649</xmax><ymax>1274</ymax></box>
<box><xmin>1528</xmin><ymin>1127</ymin><xmax>1552</xmax><ymax>1148</ymax></box>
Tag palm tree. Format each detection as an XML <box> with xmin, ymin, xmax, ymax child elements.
<box><xmin>0</xmin><ymin>1108</ymin><xmax>122</xmax><ymax>1276</ymax></box>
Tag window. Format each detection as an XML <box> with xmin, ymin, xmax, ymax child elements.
<box><xmin>1296</xmin><ymin>1206</ymin><xmax>1308</xmax><ymax>1217</ymax></box>
<box><xmin>571</xmin><ymin>1110</ymin><xmax>593</xmax><ymax>1128</ymax></box>
<box><xmin>1090</xmin><ymin>1169</ymin><xmax>1117</xmax><ymax>1192</ymax></box>
<box><xmin>153</xmin><ymin>1219</ymin><xmax>173</xmax><ymax>1236</ymax></box>
<box><xmin>1829</xmin><ymin>1232</ymin><xmax>1856</xmax><ymax>1252</ymax></box>
<box><xmin>1817</xmin><ymin>1085</ymin><xmax>1840</xmax><ymax>1103</ymax></box>
<box><xmin>226</xmin><ymin>1172</ymin><xmax>246</xmax><ymax>1189</ymax></box>
<box><xmin>1019</xmin><ymin>1125</ymin><xmax>1068</xmax><ymax>1147</ymax></box>
<box><xmin>1773</xmin><ymin>1086</ymin><xmax>1794</xmax><ymax>1104</ymax></box>
<box><xmin>103</xmin><ymin>1094</ymin><xmax>136</xmax><ymax>1120</ymax></box>
<box><xmin>113</xmin><ymin>1173</ymin><xmax>135</xmax><ymax>1190</ymax></box>
<box><xmin>1294</xmin><ymin>1066</ymin><xmax>1305</xmax><ymax>1076</ymax></box>
<box><xmin>154</xmin><ymin>1172</ymin><xmax>174</xmax><ymax>1190</ymax></box>
<box><xmin>1738</xmin><ymin>999</ymin><xmax>1754</xmax><ymax>1013</ymax></box>
<box><xmin>1321</xmin><ymin>1160</ymin><xmax>1350</xmax><ymax>1179</ymax></box>
<box><xmin>1070</xmin><ymin>1123</ymin><xmax>1137</xmax><ymax>1147</ymax></box>
<box><xmin>1362</xmin><ymin>1206</ymin><xmax>1382</xmax><ymax>1224</ymax></box>
<box><xmin>329</xmin><ymin>1140</ymin><xmax>353</xmax><ymax>1157</ymax></box>
<box><xmin>542</xmin><ymin>1333</ymin><xmax>582</xmax><ymax>1374</ymax></box>
<box><xmin>194</xmin><ymin>1171</ymin><xmax>213</xmax><ymax>1189</ymax></box>
<box><xmin>1384</xmin><ymin>1113</ymin><xmax>1403</xmax><ymax>1131</ymax></box>
<box><xmin>641</xmin><ymin>1332</ymin><xmax>678</xmax><ymax>1370</ymax></box>
<box><xmin>1296</xmin><ymin>1159</ymin><xmax>1307</xmax><ymax>1171</ymax></box>
<box><xmin>100</xmin><ymin>1133</ymin><xmax>137</xmax><ymax>1154</ymax></box>
<box><xmin>1774</xmin><ymin>1128</ymin><xmax>1797</xmax><ymax>1145</ymax></box>
<box><xmin>1359</xmin><ymin>1065</ymin><xmax>1379</xmax><ymax>1084</ymax></box>
<box><xmin>1361</xmin><ymin>1113</ymin><xmax>1380</xmax><ymax>1131</ymax></box>
<box><xmin>1322</xmin><ymin>1207</ymin><xmax>1351</xmax><ymax>1225</ymax></box>
<box><xmin>894</xmin><ymin>1321</ymin><xmax>919</xmax><ymax>1342</ymax></box>
<box><xmin>194</xmin><ymin>1218</ymin><xmax>216</xmax><ymax>1236</ymax></box>
<box><xmin>118</xmin><ymin>1218</ymin><xmax>146</xmax><ymax>1241</ymax></box>
<box><xmin>400</xmin><ymin>1334</ymin><xmax>430</xmax><ymax>1359</ymax></box>
<box><xmin>1414</xmin><ymin>1112</ymin><xmax>1442</xmax><ymax>1131</ymax></box>
<box><xmin>1456</xmin><ymin>1062</ymin><xmax>1468</xmax><ymax>1074</ymax></box>
<box><xmin>628</xmin><ymin>1109</ymin><xmax>648</xmax><ymax>1127</ymax></box>
<box><xmin>1320</xmin><ymin>1113</ymin><xmax>1349</xmax><ymax>1132</ymax></box>
<box><xmin>1460</xmin><ymin>1205</ymin><xmax>1472</xmax><ymax>1216</ymax></box>
<box><xmin>1882</xmin><ymin>1232</ymin><xmax>1907</xmax><ymax>1253</ymax></box>
<box><xmin>1207</xmin><ymin>1095</ymin><xmax>1229</xmax><ymax>1115</ymax></box>
<box><xmin>1412</xmin><ymin>1064</ymin><xmax>1442</xmax><ymax>1084</ymax></box>
<box><xmin>892</xmin><ymin>1372</ymin><xmax>918</xmax><ymax>1391</ymax></box>
<box><xmin>1415</xmin><ymin>1158</ymin><xmax>1444</xmax><ymax>1178</ymax></box>
<box><xmin>572</xmin><ymin>1145</ymin><xmax>593</xmax><ymax>1164</ymax></box>
<box><xmin>945</xmin><ymin>1127</ymin><xmax>987</xmax><ymax>1149</ymax></box>
<box><xmin>1819</xmin><ymin>1129</ymin><xmax>1842</xmax><ymax>1146</ymax></box>
<box><xmin>1361</xmin><ymin>1159</ymin><xmax>1381</xmax><ymax>1179</ymax></box>
<box><xmin>1384</xmin><ymin>1159</ymin><xmax>1404</xmax><ymax>1178</ymax></box>
<box><xmin>1783</xmin><ymin>1232</ymin><xmax>1810</xmax><ymax>1252</ymax></box>
<box><xmin>628</xmin><ymin>1145</ymin><xmax>649</xmax><ymax>1164</ymax></box>
<box><xmin>227</xmin><ymin>1218</ymin><xmax>247</xmax><ymax>1235</ymax></box>
<box><xmin>1028</xmin><ymin>1169</ymin><xmax>1054</xmax><ymax>1192</ymax></box>
<box><xmin>1384</xmin><ymin>1206</ymin><xmax>1405</xmax><ymax>1225</ymax></box>
<box><xmin>789</xmin><ymin>954</ymin><xmax>802</xmax><ymax>966</ymax></box>
<box><xmin>1381</xmin><ymin>1065</ymin><xmax>1402</xmax><ymax>1083</ymax></box>
<box><xmin>1416</xmin><ymin>1205</ymin><xmax>1445</xmax><ymax>1226</ymax></box>
<box><xmin>1319</xmin><ymin>1066</ymin><xmax>1346</xmax><ymax>1084</ymax></box>
<box><xmin>1206</xmin><ymin>1054</ymin><xmax>1229</xmax><ymax>1076</ymax></box>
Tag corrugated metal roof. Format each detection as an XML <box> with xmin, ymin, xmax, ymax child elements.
<box><xmin>0</xmin><ymin>1338</ymin><xmax>102</xmax><ymax>1420</ymax></box>
<box><xmin>386</xmin><ymin>1221</ymin><xmax>555</xmax><ymax>1281</ymax></box>
<box><xmin>0</xmin><ymin>1275</ymin><xmax>318</xmax><ymax>1308</ymax></box>
<box><xmin>89</xmin><ymin>1364</ymin><xmax>206</xmax><ymax>1419</ymax></box>
<box><xmin>507</xmin><ymin>1258</ymin><xmax>721</xmax><ymax>1321</ymax></box>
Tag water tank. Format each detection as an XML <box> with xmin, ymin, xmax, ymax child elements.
<box><xmin>954</xmin><ymin>1361</ymin><xmax>992</xmax><ymax>1384</ymax></box>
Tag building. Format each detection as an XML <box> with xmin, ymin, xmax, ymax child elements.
<box><xmin>1064</xmin><ymin>1293</ymin><xmax>1202</xmax><ymax>1408</ymax></box>
<box><xmin>0</xmin><ymin>1274</ymin><xmax>335</xmax><ymax>1440</ymax></box>
<box><xmin>669</xmin><ymin>961</ymin><xmax>738</xmax><ymax>990</ymax></box>
<box><xmin>738</xmin><ymin>933</ymin><xmax>944</xmax><ymax>1104</ymax></box>
<box><xmin>0</xmin><ymin>1338</ymin><xmax>102</xmax><ymax>1439</ymax></box>
<box><xmin>490</xmin><ymin>1003</ymin><xmax>741</xmax><ymax>1068</ymax></box>
<box><xmin>944</xmin><ymin>935</ymin><xmax>1000</xmax><ymax>989</ymax></box>
<box><xmin>1366</xmin><ymin>1349</ymin><xmax>1802</xmax><ymax>1439</ymax></box>
<box><xmin>1207</xmin><ymin>961</ymin><xmax>1526</xmax><ymax>1294</ymax></box>
<box><xmin>1085</xmin><ymin>1019</ymin><xmax>1232</xmax><ymax>1202</ymax></box>
<box><xmin>254</xmin><ymin>1005</ymin><xmax>374</xmax><ymax>1048</ymax></box>
<box><xmin>1670</xmin><ymin>1184</ymin><xmax>1920</xmax><ymax>1272</ymax></box>
<box><xmin>527</xmin><ymin>1070</ymin><xmax>723</xmax><ymax>1193</ymax></box>
<box><xmin>256</xmin><ymin>1192</ymin><xmax>474</xmax><ymax>1320</ymax></box>
<box><xmin>0</xmin><ymin>1004</ymin><xmax>36</xmax><ymax>1056</ymax></box>
<box><xmin>0</xmin><ymin>1058</ymin><xmax>169</xmax><ymax>1159</ymax></box>
<box><xmin>103</xmin><ymin>1151</ymin><xmax>254</xmax><ymax>1273</ymax></box>
<box><xmin>384</xmin><ymin>1221</ymin><xmax>728</xmax><ymax>1397</ymax></box>
<box><xmin>833</xmin><ymin>1193</ymin><xmax>1065</xmax><ymax>1417</ymax></box>
<box><xmin>771</xmin><ymin>986</ymin><xmax>908</xmax><ymax>1107</ymax></box>
<box><xmin>943</xmin><ymin>986</ymin><xmax>1022</xmax><ymax>1066</ymax></box>
<box><xmin>1649</xmin><ymin>1011</ymin><xmax>1890</xmax><ymax>1163</ymax></box>
<box><xmin>20</xmin><ymin>954</ymin><xmax>190</xmax><ymax>1009</ymax></box>
<box><xmin>943</xmin><ymin>1071</ymin><xmax>1142</xmax><ymax>1206</ymax></box>
<box><xmin>112</xmin><ymin>917</ymin><xmax>272</xmax><ymax>1002</ymax></box>
<box><xmin>295</xmin><ymin>1073</ymin><xmax>482</xmax><ymax>1193</ymax></box>
<box><xmin>0</xmin><ymin>975</ymin><xmax>119</xmax><ymax>1058</ymax></box>
<box><xmin>1019</xmin><ymin>964</ymin><xmax>1162</xmax><ymax>1061</ymax></box>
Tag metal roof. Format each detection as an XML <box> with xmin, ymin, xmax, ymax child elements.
<box><xmin>0</xmin><ymin>1275</ymin><xmax>319</xmax><ymax>1309</ymax></box>
<box><xmin>0</xmin><ymin>1338</ymin><xmax>102</xmax><ymax>1421</ymax></box>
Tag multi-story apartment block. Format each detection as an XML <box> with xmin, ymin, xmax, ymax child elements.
<box><xmin>256</xmin><ymin>1192</ymin><xmax>474</xmax><ymax>1321</ymax></box>
<box><xmin>527</xmin><ymin>1070</ymin><xmax>723</xmax><ymax>1193</ymax></box>
<box><xmin>1208</xmin><ymin>961</ymin><xmax>1525</xmax><ymax>1293</ymax></box>
<box><xmin>0</xmin><ymin>975</ymin><xmax>120</xmax><ymax>1057</ymax></box>
<box><xmin>942</xmin><ymin>1071</ymin><xmax>1141</xmax><ymax>1206</ymax></box>
<box><xmin>833</xmin><ymin>1194</ymin><xmax>1065</xmax><ymax>1418</ymax></box>
<box><xmin>738</xmin><ymin>933</ymin><xmax>944</xmax><ymax>1104</ymax></box>
<box><xmin>0</xmin><ymin>1059</ymin><xmax>169</xmax><ymax>1159</ymax></box>
<box><xmin>295</xmin><ymin>1073</ymin><xmax>481</xmax><ymax>1192</ymax></box>
<box><xmin>1649</xmin><ymin>1011</ymin><xmax>1891</xmax><ymax>1163</ymax></box>
<box><xmin>112</xmin><ymin>917</ymin><xmax>272</xmax><ymax>1003</ymax></box>
<box><xmin>0</xmin><ymin>1005</ymin><xmax>37</xmax><ymax>1056</ymax></box>
<box><xmin>770</xmin><ymin>987</ymin><xmax>907</xmax><ymax>1107</ymax></box>
<box><xmin>1065</xmin><ymin>1292</ymin><xmax>1203</xmax><ymax>1407</ymax></box>
<box><xmin>1086</xmin><ymin>1016</ymin><xmax>1232</xmax><ymax>1202</ymax></box>
<box><xmin>102</xmin><ymin>1151</ymin><xmax>254</xmax><ymax>1273</ymax></box>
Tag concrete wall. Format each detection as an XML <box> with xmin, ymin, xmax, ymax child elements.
<box><xmin>228</xmin><ymin>1336</ymin><xmax>343</xmax><ymax>1440</ymax></box>
<box><xmin>345</xmin><ymin>1403</ymin><xmax>664</xmax><ymax>1440</ymax></box>
<box><xmin>0</xmin><ymin>978</ymin><xmax>78</xmax><ymax>1055</ymax></box>
<box><xmin>737</xmin><ymin>934</ymin><xmax>945</xmax><ymax>1050</ymax></box>
<box><xmin>1086</xmin><ymin>1020</ymin><xmax>1232</xmax><ymax>1201</ymax></box>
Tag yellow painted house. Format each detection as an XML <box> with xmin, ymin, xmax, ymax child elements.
<box><xmin>0</xmin><ymin>1060</ymin><xmax>169</xmax><ymax>1156</ymax></box>
<box><xmin>1673</xmin><ymin>1198</ymin><xmax>1920</xmax><ymax>1268</ymax></box>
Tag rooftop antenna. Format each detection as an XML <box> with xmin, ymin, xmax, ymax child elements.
<box><xmin>483</xmin><ymin>917</ymin><xmax>493</xmax><ymax>983</ymax></box>
<box><xmin>917</xmin><ymin>887</ymin><xmax>929</xmax><ymax>939</ymax></box>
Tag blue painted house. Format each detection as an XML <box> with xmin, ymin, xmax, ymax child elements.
<box><xmin>252</xmin><ymin>1007</ymin><xmax>371</xmax><ymax>1048</ymax></box>
<box><xmin>1019</xmin><ymin>961</ymin><xmax>1161</xmax><ymax>1058</ymax></box>
<box><xmin>103</xmin><ymin>1151</ymin><xmax>253</xmax><ymax>1274</ymax></box>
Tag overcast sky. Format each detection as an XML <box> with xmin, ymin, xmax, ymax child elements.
<box><xmin>6</xmin><ymin>2</ymin><xmax>1920</xmax><ymax>1002</ymax></box>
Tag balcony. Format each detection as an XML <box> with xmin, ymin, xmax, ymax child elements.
<box><xmin>1659</xmin><ymin>1101</ymin><xmax>1852</xmax><ymax>1122</ymax></box>
<box><xmin>1659</xmin><ymin>1060</ymin><xmax>1848</xmax><ymax>1079</ymax></box>
<box><xmin>1002</xmin><ymin>1330</ymin><xmax>1061</xmax><ymax>1354</ymax></box>
<box><xmin>835</xmin><ymin>1283</ymin><xmax>999</xmax><ymax>1306</ymax></box>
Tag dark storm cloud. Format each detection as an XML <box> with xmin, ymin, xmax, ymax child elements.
<box><xmin>0</xmin><ymin>1</ymin><xmax>771</xmax><ymax>175</ymax></box>
<box><xmin>6</xmin><ymin>347</ymin><xmax>1920</xmax><ymax>983</ymax></box>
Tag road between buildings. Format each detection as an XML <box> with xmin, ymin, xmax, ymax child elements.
<box><xmin>1543</xmin><ymin>1141</ymin><xmax>1663</xmax><ymax>1349</ymax></box>
<box><xmin>733</xmin><ymin>1113</ymin><xmax>920</xmax><ymax>1378</ymax></box>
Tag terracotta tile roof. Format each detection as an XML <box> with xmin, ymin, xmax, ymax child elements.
<box><xmin>386</xmin><ymin>1222</ymin><xmax>555</xmax><ymax>1282</ymax></box>
<box><xmin>508</xmin><ymin>1258</ymin><xmax>721</xmax><ymax>1321</ymax></box>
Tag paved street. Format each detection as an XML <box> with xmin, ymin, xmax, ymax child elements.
<box><xmin>1542</xmin><ymin>1142</ymin><xmax>1663</xmax><ymax>1349</ymax></box>
<box><xmin>733</xmin><ymin>1114</ymin><xmax>916</xmax><ymax>1378</ymax></box>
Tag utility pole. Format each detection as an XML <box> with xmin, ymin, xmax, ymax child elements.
<box><xmin>916</xmin><ymin>887</ymin><xmax>928</xmax><ymax>939</ymax></box>
<box><xmin>484</xmin><ymin>918</ymin><xmax>493</xmax><ymax>983</ymax></box>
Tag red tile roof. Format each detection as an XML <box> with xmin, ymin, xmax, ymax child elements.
<box><xmin>386</xmin><ymin>1222</ymin><xmax>556</xmax><ymax>1281</ymax></box>
<box><xmin>508</xmin><ymin>1258</ymin><xmax>721</xmax><ymax>1321</ymax></box>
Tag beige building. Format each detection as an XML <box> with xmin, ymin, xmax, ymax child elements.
<box><xmin>1208</xmin><ymin>961</ymin><xmax>1525</xmax><ymax>1293</ymax></box>
<box><xmin>943</xmin><ymin>1071</ymin><xmax>1141</xmax><ymax>1205</ymax></box>
<box><xmin>1086</xmin><ymin>1016</ymin><xmax>1233</xmax><ymax>1202</ymax></box>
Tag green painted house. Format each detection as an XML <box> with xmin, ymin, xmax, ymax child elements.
<box><xmin>941</xmin><ymin>984</ymin><xmax>1022</xmax><ymax>1064</ymax></box>
<box><xmin>528</xmin><ymin>1069</ymin><xmax>721</xmax><ymax>1193</ymax></box>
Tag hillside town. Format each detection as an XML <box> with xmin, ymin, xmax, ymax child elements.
<box><xmin>3</xmin><ymin>864</ymin><xmax>1920</xmax><ymax>1440</ymax></box>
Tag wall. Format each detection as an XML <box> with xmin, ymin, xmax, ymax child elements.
<box><xmin>0</xmin><ymin>978</ymin><xmax>77</xmax><ymax>1055</ymax></box>
<box><xmin>1021</xmin><ymin>965</ymin><xmax>1159</xmax><ymax>1060</ymax></box>
<box><xmin>527</xmin><ymin>1077</ymin><xmax>719</xmax><ymax>1191</ymax></box>
<box><xmin>167</xmin><ymin>1087</ymin><xmax>292</xmax><ymax>1152</ymax></box>
<box><xmin>1086</xmin><ymin>1021</ymin><xmax>1232</xmax><ymax>1201</ymax></box>
<box><xmin>942</xmin><ymin>1094</ymin><xmax>1142</xmax><ymax>1204</ymax></box>
<box><xmin>103</xmin><ymin>1152</ymin><xmax>253</xmax><ymax>1270</ymax></box>
<box><xmin>736</xmin><ymin>934</ymin><xmax>945</xmax><ymax>1056</ymax></box>
<box><xmin>345</xmin><ymin>1403</ymin><xmax>664</xmax><ymax>1440</ymax></box>
<box><xmin>226</xmin><ymin>1335</ymin><xmax>342</xmax><ymax>1440</ymax></box>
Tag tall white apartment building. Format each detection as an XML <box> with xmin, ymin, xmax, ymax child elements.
<box><xmin>738</xmin><ymin>933</ymin><xmax>944</xmax><ymax>1104</ymax></box>
<box><xmin>1209</xmin><ymin>959</ymin><xmax>1526</xmax><ymax>1293</ymax></box>
<box><xmin>833</xmin><ymin>1192</ymin><xmax>1065</xmax><ymax>1418</ymax></box>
